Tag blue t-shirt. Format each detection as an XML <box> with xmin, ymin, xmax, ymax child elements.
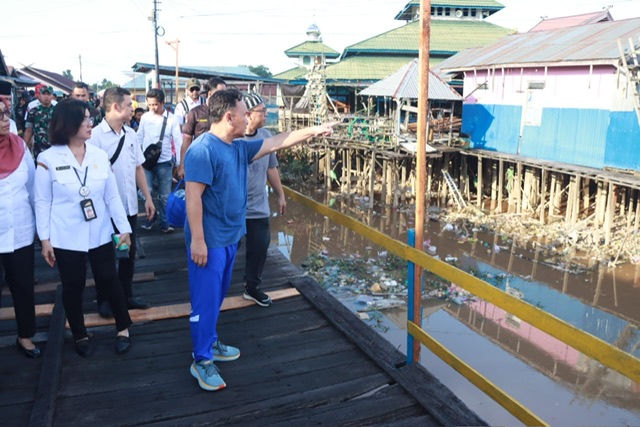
<box><xmin>184</xmin><ymin>133</ymin><xmax>263</xmax><ymax>248</ymax></box>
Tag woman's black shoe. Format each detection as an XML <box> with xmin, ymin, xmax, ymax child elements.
<box><xmin>75</xmin><ymin>337</ymin><xmax>92</xmax><ymax>357</ymax></box>
<box><xmin>115</xmin><ymin>335</ymin><xmax>130</xmax><ymax>354</ymax></box>
<box><xmin>16</xmin><ymin>338</ymin><xmax>41</xmax><ymax>358</ymax></box>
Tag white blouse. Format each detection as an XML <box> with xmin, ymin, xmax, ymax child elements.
<box><xmin>34</xmin><ymin>143</ymin><xmax>131</xmax><ymax>252</ymax></box>
<box><xmin>0</xmin><ymin>142</ymin><xmax>35</xmax><ymax>253</ymax></box>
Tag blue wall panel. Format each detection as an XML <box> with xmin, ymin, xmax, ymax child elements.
<box><xmin>604</xmin><ymin>111</ymin><xmax>640</xmax><ymax>171</ymax></box>
<box><xmin>520</xmin><ymin>108</ymin><xmax>608</xmax><ymax>169</ymax></box>
<box><xmin>462</xmin><ymin>104</ymin><xmax>520</xmax><ymax>153</ymax></box>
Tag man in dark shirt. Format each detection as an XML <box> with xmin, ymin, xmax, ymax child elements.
<box><xmin>177</xmin><ymin>77</ymin><xmax>226</xmax><ymax>179</ymax></box>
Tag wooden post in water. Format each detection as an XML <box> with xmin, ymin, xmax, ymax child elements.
<box><xmin>539</xmin><ymin>168</ymin><xmax>547</xmax><ymax>223</ymax></box>
<box><xmin>497</xmin><ymin>159</ymin><xmax>504</xmax><ymax>213</ymax></box>
<box><xmin>408</xmin><ymin>0</ymin><xmax>431</xmax><ymax>365</ymax></box>
<box><xmin>476</xmin><ymin>156</ymin><xmax>483</xmax><ymax>208</ymax></box>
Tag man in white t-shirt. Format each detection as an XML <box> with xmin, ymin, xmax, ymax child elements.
<box><xmin>173</xmin><ymin>77</ymin><xmax>204</xmax><ymax>131</ymax></box>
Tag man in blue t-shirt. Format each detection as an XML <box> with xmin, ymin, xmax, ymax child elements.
<box><xmin>184</xmin><ymin>88</ymin><xmax>336</xmax><ymax>392</ymax></box>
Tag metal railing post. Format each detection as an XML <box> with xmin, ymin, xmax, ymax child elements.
<box><xmin>407</xmin><ymin>228</ymin><xmax>416</xmax><ymax>365</ymax></box>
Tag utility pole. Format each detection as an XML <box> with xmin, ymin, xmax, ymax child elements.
<box><xmin>166</xmin><ymin>39</ymin><xmax>180</xmax><ymax>104</ymax></box>
<box><xmin>151</xmin><ymin>0</ymin><xmax>164</xmax><ymax>89</ymax></box>
<box><xmin>79</xmin><ymin>54</ymin><xmax>83</xmax><ymax>82</ymax></box>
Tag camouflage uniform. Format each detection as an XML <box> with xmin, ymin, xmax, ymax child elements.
<box><xmin>89</xmin><ymin>105</ymin><xmax>103</xmax><ymax>128</ymax></box>
<box><xmin>26</xmin><ymin>104</ymin><xmax>55</xmax><ymax>158</ymax></box>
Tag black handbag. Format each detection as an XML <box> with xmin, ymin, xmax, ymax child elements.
<box><xmin>142</xmin><ymin>115</ymin><xmax>167</xmax><ymax>170</ymax></box>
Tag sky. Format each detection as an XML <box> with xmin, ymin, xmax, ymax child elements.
<box><xmin>2</xmin><ymin>0</ymin><xmax>640</xmax><ymax>86</ymax></box>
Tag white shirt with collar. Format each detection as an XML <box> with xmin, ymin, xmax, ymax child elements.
<box><xmin>136</xmin><ymin>110</ymin><xmax>183</xmax><ymax>166</ymax></box>
<box><xmin>34</xmin><ymin>143</ymin><xmax>132</xmax><ymax>252</ymax></box>
<box><xmin>0</xmin><ymin>141</ymin><xmax>35</xmax><ymax>253</ymax></box>
<box><xmin>174</xmin><ymin>97</ymin><xmax>203</xmax><ymax>126</ymax></box>
<box><xmin>87</xmin><ymin>119</ymin><xmax>143</xmax><ymax>216</ymax></box>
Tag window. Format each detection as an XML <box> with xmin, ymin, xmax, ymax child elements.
<box><xmin>445</xmin><ymin>7</ymin><xmax>451</xmax><ymax>16</ymax></box>
<box><xmin>303</xmin><ymin>56</ymin><xmax>310</xmax><ymax>66</ymax></box>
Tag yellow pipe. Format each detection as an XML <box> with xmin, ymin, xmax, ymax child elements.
<box><xmin>283</xmin><ymin>186</ymin><xmax>640</xmax><ymax>384</ymax></box>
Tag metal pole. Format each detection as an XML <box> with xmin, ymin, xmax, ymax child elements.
<box><xmin>407</xmin><ymin>229</ymin><xmax>416</xmax><ymax>365</ymax></box>
<box><xmin>153</xmin><ymin>0</ymin><xmax>160</xmax><ymax>88</ymax></box>
<box><xmin>412</xmin><ymin>0</ymin><xmax>432</xmax><ymax>363</ymax></box>
<box><xmin>166</xmin><ymin>39</ymin><xmax>180</xmax><ymax>104</ymax></box>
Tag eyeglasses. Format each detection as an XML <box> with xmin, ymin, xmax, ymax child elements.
<box><xmin>189</xmin><ymin>87</ymin><xmax>200</xmax><ymax>92</ymax></box>
<box><xmin>83</xmin><ymin>116</ymin><xmax>94</xmax><ymax>126</ymax></box>
<box><xmin>0</xmin><ymin>110</ymin><xmax>10</xmax><ymax>121</ymax></box>
<box><xmin>251</xmin><ymin>108</ymin><xmax>267</xmax><ymax>114</ymax></box>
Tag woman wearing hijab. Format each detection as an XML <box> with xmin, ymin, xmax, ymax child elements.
<box><xmin>0</xmin><ymin>96</ymin><xmax>40</xmax><ymax>358</ymax></box>
<box><xmin>34</xmin><ymin>98</ymin><xmax>133</xmax><ymax>357</ymax></box>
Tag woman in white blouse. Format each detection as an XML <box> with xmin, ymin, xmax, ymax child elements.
<box><xmin>0</xmin><ymin>97</ymin><xmax>40</xmax><ymax>358</ymax></box>
<box><xmin>34</xmin><ymin>98</ymin><xmax>133</xmax><ymax>357</ymax></box>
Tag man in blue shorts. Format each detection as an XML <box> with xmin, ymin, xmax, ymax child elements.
<box><xmin>184</xmin><ymin>88</ymin><xmax>336</xmax><ymax>391</ymax></box>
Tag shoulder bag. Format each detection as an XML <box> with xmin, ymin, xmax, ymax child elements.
<box><xmin>142</xmin><ymin>115</ymin><xmax>167</xmax><ymax>170</ymax></box>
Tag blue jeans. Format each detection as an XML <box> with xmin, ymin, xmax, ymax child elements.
<box><xmin>144</xmin><ymin>161</ymin><xmax>172</xmax><ymax>229</ymax></box>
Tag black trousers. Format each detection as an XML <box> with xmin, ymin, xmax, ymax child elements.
<box><xmin>0</xmin><ymin>243</ymin><xmax>36</xmax><ymax>338</ymax></box>
<box><xmin>244</xmin><ymin>217</ymin><xmax>271</xmax><ymax>291</ymax></box>
<box><xmin>55</xmin><ymin>243</ymin><xmax>132</xmax><ymax>340</ymax></box>
<box><xmin>97</xmin><ymin>215</ymin><xmax>138</xmax><ymax>304</ymax></box>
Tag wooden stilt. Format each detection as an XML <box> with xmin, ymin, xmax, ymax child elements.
<box><xmin>477</xmin><ymin>156</ymin><xmax>483</xmax><ymax>208</ymax></box>
<box><xmin>572</xmin><ymin>176</ymin><xmax>581</xmax><ymax>224</ymax></box>
<box><xmin>490</xmin><ymin>160</ymin><xmax>498</xmax><ymax>210</ymax></box>
<box><xmin>539</xmin><ymin>168</ymin><xmax>547</xmax><ymax>223</ymax></box>
<box><xmin>369</xmin><ymin>150</ymin><xmax>376</xmax><ymax>209</ymax></box>
<box><xmin>515</xmin><ymin>163</ymin><xmax>523</xmax><ymax>214</ymax></box>
<box><xmin>496</xmin><ymin>160</ymin><xmax>504</xmax><ymax>213</ymax></box>
<box><xmin>605</xmin><ymin>181</ymin><xmax>615</xmax><ymax>245</ymax></box>
<box><xmin>548</xmin><ymin>172</ymin><xmax>557</xmax><ymax>219</ymax></box>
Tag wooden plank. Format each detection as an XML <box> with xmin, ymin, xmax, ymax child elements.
<box><xmin>2</xmin><ymin>272</ymin><xmax>156</xmax><ymax>296</ymax></box>
<box><xmin>291</xmin><ymin>275</ymin><xmax>487</xmax><ymax>426</ymax></box>
<box><xmin>1</xmin><ymin>288</ymin><xmax>299</xmax><ymax>323</ymax></box>
<box><xmin>28</xmin><ymin>287</ymin><xmax>66</xmax><ymax>427</ymax></box>
<box><xmin>77</xmin><ymin>288</ymin><xmax>300</xmax><ymax>328</ymax></box>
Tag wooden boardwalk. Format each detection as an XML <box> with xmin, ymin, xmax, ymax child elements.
<box><xmin>0</xmin><ymin>226</ymin><xmax>485</xmax><ymax>427</ymax></box>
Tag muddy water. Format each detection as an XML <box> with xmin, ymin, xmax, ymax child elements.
<box><xmin>267</xmin><ymin>188</ymin><xmax>640</xmax><ymax>426</ymax></box>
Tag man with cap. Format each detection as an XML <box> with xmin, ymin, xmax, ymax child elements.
<box><xmin>174</xmin><ymin>77</ymin><xmax>204</xmax><ymax>131</ymax></box>
<box><xmin>24</xmin><ymin>85</ymin><xmax>55</xmax><ymax>157</ymax></box>
<box><xmin>240</xmin><ymin>93</ymin><xmax>284</xmax><ymax>307</ymax></box>
<box><xmin>24</xmin><ymin>83</ymin><xmax>57</xmax><ymax>120</ymax></box>
<box><xmin>177</xmin><ymin>77</ymin><xmax>227</xmax><ymax>179</ymax></box>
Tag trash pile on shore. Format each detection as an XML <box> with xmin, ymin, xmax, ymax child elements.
<box><xmin>439</xmin><ymin>206</ymin><xmax>640</xmax><ymax>267</ymax></box>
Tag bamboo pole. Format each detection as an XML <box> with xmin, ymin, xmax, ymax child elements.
<box><xmin>477</xmin><ymin>156</ymin><xmax>483</xmax><ymax>208</ymax></box>
<box><xmin>497</xmin><ymin>160</ymin><xmax>504</xmax><ymax>213</ymax></box>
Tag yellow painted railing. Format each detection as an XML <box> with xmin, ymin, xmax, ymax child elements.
<box><xmin>284</xmin><ymin>186</ymin><xmax>640</xmax><ymax>425</ymax></box>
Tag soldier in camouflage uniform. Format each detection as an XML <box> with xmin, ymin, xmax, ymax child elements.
<box><xmin>24</xmin><ymin>85</ymin><xmax>55</xmax><ymax>158</ymax></box>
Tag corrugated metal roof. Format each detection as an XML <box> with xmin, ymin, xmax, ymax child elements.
<box><xmin>439</xmin><ymin>17</ymin><xmax>640</xmax><ymax>71</ymax></box>
<box><xmin>285</xmin><ymin>41</ymin><xmax>340</xmax><ymax>58</ymax></box>
<box><xmin>528</xmin><ymin>10</ymin><xmax>613</xmax><ymax>32</ymax></box>
<box><xmin>273</xmin><ymin>66</ymin><xmax>307</xmax><ymax>80</ymax></box>
<box><xmin>359</xmin><ymin>59</ymin><xmax>463</xmax><ymax>101</ymax></box>
<box><xmin>343</xmin><ymin>19</ymin><xmax>513</xmax><ymax>58</ymax></box>
<box><xmin>325</xmin><ymin>56</ymin><xmax>444</xmax><ymax>82</ymax></box>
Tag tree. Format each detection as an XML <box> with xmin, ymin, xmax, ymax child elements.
<box><xmin>62</xmin><ymin>69</ymin><xmax>74</xmax><ymax>80</ymax></box>
<box><xmin>242</xmin><ymin>65</ymin><xmax>272</xmax><ymax>78</ymax></box>
<box><xmin>91</xmin><ymin>78</ymin><xmax>117</xmax><ymax>92</ymax></box>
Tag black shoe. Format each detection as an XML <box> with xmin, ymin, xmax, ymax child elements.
<box><xmin>75</xmin><ymin>337</ymin><xmax>92</xmax><ymax>357</ymax></box>
<box><xmin>16</xmin><ymin>338</ymin><xmax>41</xmax><ymax>358</ymax></box>
<box><xmin>127</xmin><ymin>297</ymin><xmax>151</xmax><ymax>310</ymax></box>
<box><xmin>115</xmin><ymin>335</ymin><xmax>130</xmax><ymax>354</ymax></box>
<box><xmin>98</xmin><ymin>301</ymin><xmax>113</xmax><ymax>319</ymax></box>
<box><xmin>242</xmin><ymin>287</ymin><xmax>273</xmax><ymax>307</ymax></box>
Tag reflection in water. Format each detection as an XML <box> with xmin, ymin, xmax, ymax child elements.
<box><xmin>268</xmin><ymin>188</ymin><xmax>640</xmax><ymax>425</ymax></box>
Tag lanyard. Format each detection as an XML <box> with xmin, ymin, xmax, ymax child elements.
<box><xmin>73</xmin><ymin>167</ymin><xmax>90</xmax><ymax>197</ymax></box>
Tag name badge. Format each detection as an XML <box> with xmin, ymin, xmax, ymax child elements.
<box><xmin>56</xmin><ymin>165</ymin><xmax>71</xmax><ymax>171</ymax></box>
<box><xmin>80</xmin><ymin>199</ymin><xmax>97</xmax><ymax>221</ymax></box>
